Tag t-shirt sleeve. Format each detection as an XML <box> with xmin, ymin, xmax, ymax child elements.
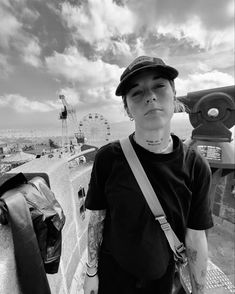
<box><xmin>187</xmin><ymin>151</ymin><xmax>214</xmax><ymax>230</ymax></box>
<box><xmin>85</xmin><ymin>146</ymin><xmax>109</xmax><ymax>210</ymax></box>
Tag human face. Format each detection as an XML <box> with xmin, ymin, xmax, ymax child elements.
<box><xmin>125</xmin><ymin>70</ymin><xmax>175</xmax><ymax>131</ymax></box>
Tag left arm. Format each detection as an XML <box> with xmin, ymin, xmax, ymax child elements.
<box><xmin>185</xmin><ymin>228</ymin><xmax>208</xmax><ymax>294</ymax></box>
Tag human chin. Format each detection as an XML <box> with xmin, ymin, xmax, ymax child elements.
<box><xmin>141</xmin><ymin>117</ymin><xmax>164</xmax><ymax>129</ymax></box>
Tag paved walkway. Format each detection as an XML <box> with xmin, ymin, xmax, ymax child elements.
<box><xmin>71</xmin><ymin>215</ymin><xmax>235</xmax><ymax>294</ymax></box>
<box><xmin>207</xmin><ymin>217</ymin><xmax>235</xmax><ymax>293</ymax></box>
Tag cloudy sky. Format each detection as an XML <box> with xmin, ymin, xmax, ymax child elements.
<box><xmin>0</xmin><ymin>0</ymin><xmax>234</xmax><ymax>131</ymax></box>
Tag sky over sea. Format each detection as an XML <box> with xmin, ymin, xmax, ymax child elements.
<box><xmin>0</xmin><ymin>0</ymin><xmax>234</xmax><ymax>130</ymax></box>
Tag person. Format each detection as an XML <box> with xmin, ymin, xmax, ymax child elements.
<box><xmin>83</xmin><ymin>56</ymin><xmax>213</xmax><ymax>294</ymax></box>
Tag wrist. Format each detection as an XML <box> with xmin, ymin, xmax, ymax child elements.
<box><xmin>86</xmin><ymin>261</ymin><xmax>98</xmax><ymax>269</ymax></box>
<box><xmin>86</xmin><ymin>261</ymin><xmax>98</xmax><ymax>276</ymax></box>
<box><xmin>86</xmin><ymin>268</ymin><xmax>98</xmax><ymax>277</ymax></box>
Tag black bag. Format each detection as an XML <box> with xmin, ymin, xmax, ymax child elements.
<box><xmin>0</xmin><ymin>173</ymin><xmax>66</xmax><ymax>273</ymax></box>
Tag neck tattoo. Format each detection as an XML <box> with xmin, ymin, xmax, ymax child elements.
<box><xmin>146</xmin><ymin>138</ymin><xmax>163</xmax><ymax>146</ymax></box>
<box><xmin>133</xmin><ymin>134</ymin><xmax>173</xmax><ymax>153</ymax></box>
<box><xmin>157</xmin><ymin>137</ymin><xmax>173</xmax><ymax>153</ymax></box>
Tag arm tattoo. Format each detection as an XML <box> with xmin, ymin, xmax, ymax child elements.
<box><xmin>201</xmin><ymin>269</ymin><xmax>207</xmax><ymax>278</ymax></box>
<box><xmin>192</xmin><ymin>273</ymin><xmax>205</xmax><ymax>292</ymax></box>
<box><xmin>87</xmin><ymin>210</ymin><xmax>106</xmax><ymax>265</ymax></box>
<box><xmin>186</xmin><ymin>246</ymin><xmax>197</xmax><ymax>264</ymax></box>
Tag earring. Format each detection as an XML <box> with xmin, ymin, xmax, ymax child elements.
<box><xmin>130</xmin><ymin>117</ymin><xmax>134</xmax><ymax>121</ymax></box>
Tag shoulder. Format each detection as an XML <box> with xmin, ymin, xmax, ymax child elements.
<box><xmin>95</xmin><ymin>140</ymin><xmax>122</xmax><ymax>163</ymax></box>
<box><xmin>184</xmin><ymin>142</ymin><xmax>210</xmax><ymax>167</ymax></box>
<box><xmin>182</xmin><ymin>141</ymin><xmax>211</xmax><ymax>181</ymax></box>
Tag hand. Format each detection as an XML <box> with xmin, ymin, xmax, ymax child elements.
<box><xmin>83</xmin><ymin>274</ymin><xmax>99</xmax><ymax>294</ymax></box>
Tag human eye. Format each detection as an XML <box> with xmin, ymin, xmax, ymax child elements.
<box><xmin>152</xmin><ymin>83</ymin><xmax>165</xmax><ymax>90</ymax></box>
<box><xmin>132</xmin><ymin>90</ymin><xmax>143</xmax><ymax>97</ymax></box>
<box><xmin>128</xmin><ymin>86</ymin><xmax>143</xmax><ymax>98</ymax></box>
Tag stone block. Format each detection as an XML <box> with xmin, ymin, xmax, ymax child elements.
<box><xmin>65</xmin><ymin>245</ymin><xmax>80</xmax><ymax>290</ymax></box>
<box><xmin>213</xmin><ymin>203</ymin><xmax>221</xmax><ymax>217</ymax></box>
<box><xmin>214</xmin><ymin>191</ymin><xmax>222</xmax><ymax>204</ymax></box>
<box><xmin>47</xmin><ymin>266</ymin><xmax>63</xmax><ymax>294</ymax></box>
<box><xmin>0</xmin><ymin>224</ymin><xmax>21</xmax><ymax>294</ymax></box>
<box><xmin>62</xmin><ymin>223</ymin><xmax>78</xmax><ymax>271</ymax></box>
<box><xmin>220</xmin><ymin>206</ymin><xmax>235</xmax><ymax>224</ymax></box>
<box><xmin>79</xmin><ymin>230</ymin><xmax>88</xmax><ymax>256</ymax></box>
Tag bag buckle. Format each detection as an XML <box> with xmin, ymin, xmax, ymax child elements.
<box><xmin>174</xmin><ymin>243</ymin><xmax>187</xmax><ymax>266</ymax></box>
<box><xmin>155</xmin><ymin>215</ymin><xmax>171</xmax><ymax>232</ymax></box>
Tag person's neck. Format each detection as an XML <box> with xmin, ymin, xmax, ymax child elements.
<box><xmin>134</xmin><ymin>125</ymin><xmax>173</xmax><ymax>154</ymax></box>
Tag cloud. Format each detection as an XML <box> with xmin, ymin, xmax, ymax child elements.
<box><xmin>21</xmin><ymin>6</ymin><xmax>40</xmax><ymax>23</ymax></box>
<box><xmin>134</xmin><ymin>38</ymin><xmax>145</xmax><ymax>56</ymax></box>
<box><xmin>170</xmin><ymin>46</ymin><xmax>234</xmax><ymax>79</ymax></box>
<box><xmin>46</xmin><ymin>46</ymin><xmax>123</xmax><ymax>87</ymax></box>
<box><xmin>0</xmin><ymin>0</ymin><xmax>234</xmax><ymax>129</ymax></box>
<box><xmin>59</xmin><ymin>87</ymin><xmax>81</xmax><ymax>106</ymax></box>
<box><xmin>0</xmin><ymin>0</ymin><xmax>42</xmax><ymax>68</ymax></box>
<box><xmin>0</xmin><ymin>94</ymin><xmax>59</xmax><ymax>113</ymax></box>
<box><xmin>127</xmin><ymin>0</ymin><xmax>233</xmax><ymax>30</ymax></box>
<box><xmin>126</xmin><ymin>0</ymin><xmax>234</xmax><ymax>50</ymax></box>
<box><xmin>176</xmin><ymin>70</ymin><xmax>234</xmax><ymax>95</ymax></box>
<box><xmin>61</xmin><ymin>0</ymin><xmax>136</xmax><ymax>49</ymax></box>
<box><xmin>157</xmin><ymin>16</ymin><xmax>234</xmax><ymax>50</ymax></box>
<box><xmin>46</xmin><ymin>46</ymin><xmax>126</xmax><ymax>120</ymax></box>
<box><xmin>0</xmin><ymin>54</ymin><xmax>12</xmax><ymax>77</ymax></box>
<box><xmin>55</xmin><ymin>82</ymin><xmax>125</xmax><ymax>123</ymax></box>
<box><xmin>22</xmin><ymin>38</ymin><xmax>42</xmax><ymax>67</ymax></box>
<box><xmin>56</xmin><ymin>86</ymin><xmax>125</xmax><ymax>123</ymax></box>
<box><xmin>109</xmin><ymin>40</ymin><xmax>132</xmax><ymax>57</ymax></box>
<box><xmin>47</xmin><ymin>46</ymin><xmax>124</xmax><ymax>119</ymax></box>
<box><xmin>0</xmin><ymin>5</ymin><xmax>22</xmax><ymax>48</ymax></box>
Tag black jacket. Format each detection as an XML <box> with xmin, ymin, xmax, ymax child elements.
<box><xmin>0</xmin><ymin>173</ymin><xmax>66</xmax><ymax>294</ymax></box>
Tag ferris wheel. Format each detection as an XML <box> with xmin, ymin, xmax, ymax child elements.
<box><xmin>78</xmin><ymin>113</ymin><xmax>111</xmax><ymax>144</ymax></box>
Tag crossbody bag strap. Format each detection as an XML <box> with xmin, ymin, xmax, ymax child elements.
<box><xmin>120</xmin><ymin>137</ymin><xmax>186</xmax><ymax>261</ymax></box>
<box><xmin>2</xmin><ymin>190</ymin><xmax>51</xmax><ymax>294</ymax></box>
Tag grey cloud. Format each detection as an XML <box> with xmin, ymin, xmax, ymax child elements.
<box><xmin>140</xmin><ymin>32</ymin><xmax>203</xmax><ymax>56</ymax></box>
<box><xmin>127</xmin><ymin>0</ymin><xmax>233</xmax><ymax>30</ymax></box>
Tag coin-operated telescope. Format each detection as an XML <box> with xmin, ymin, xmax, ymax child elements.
<box><xmin>177</xmin><ymin>85</ymin><xmax>235</xmax><ymax>293</ymax></box>
<box><xmin>179</xmin><ymin>85</ymin><xmax>235</xmax><ymax>170</ymax></box>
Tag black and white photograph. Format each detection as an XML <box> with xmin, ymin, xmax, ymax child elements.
<box><xmin>0</xmin><ymin>1</ymin><xmax>234</xmax><ymax>294</ymax></box>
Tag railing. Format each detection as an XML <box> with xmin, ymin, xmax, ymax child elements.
<box><xmin>67</xmin><ymin>148</ymin><xmax>96</xmax><ymax>163</ymax></box>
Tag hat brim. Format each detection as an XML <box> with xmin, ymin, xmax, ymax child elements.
<box><xmin>115</xmin><ymin>64</ymin><xmax>178</xmax><ymax>96</ymax></box>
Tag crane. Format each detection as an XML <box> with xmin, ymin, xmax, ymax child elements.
<box><xmin>59</xmin><ymin>95</ymin><xmax>85</xmax><ymax>146</ymax></box>
<box><xmin>59</xmin><ymin>104</ymin><xmax>68</xmax><ymax>152</ymax></box>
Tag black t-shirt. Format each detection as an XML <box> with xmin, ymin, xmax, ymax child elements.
<box><xmin>85</xmin><ymin>134</ymin><xmax>213</xmax><ymax>279</ymax></box>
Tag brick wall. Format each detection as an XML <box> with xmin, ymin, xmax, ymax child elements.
<box><xmin>213</xmin><ymin>171</ymin><xmax>235</xmax><ymax>224</ymax></box>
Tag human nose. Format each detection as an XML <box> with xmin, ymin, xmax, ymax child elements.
<box><xmin>145</xmin><ymin>91</ymin><xmax>157</xmax><ymax>104</ymax></box>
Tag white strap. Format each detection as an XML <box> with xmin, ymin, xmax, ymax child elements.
<box><xmin>120</xmin><ymin>137</ymin><xmax>185</xmax><ymax>258</ymax></box>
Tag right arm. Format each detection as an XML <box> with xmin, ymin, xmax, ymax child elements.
<box><xmin>83</xmin><ymin>209</ymin><xmax>106</xmax><ymax>294</ymax></box>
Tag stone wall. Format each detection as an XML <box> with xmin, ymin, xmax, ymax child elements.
<box><xmin>0</xmin><ymin>156</ymin><xmax>92</xmax><ymax>294</ymax></box>
<box><xmin>212</xmin><ymin>171</ymin><xmax>235</xmax><ymax>224</ymax></box>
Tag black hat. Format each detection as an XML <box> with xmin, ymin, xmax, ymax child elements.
<box><xmin>115</xmin><ymin>56</ymin><xmax>178</xmax><ymax>96</ymax></box>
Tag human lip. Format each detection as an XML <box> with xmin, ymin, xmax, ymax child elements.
<box><xmin>144</xmin><ymin>108</ymin><xmax>162</xmax><ymax>116</ymax></box>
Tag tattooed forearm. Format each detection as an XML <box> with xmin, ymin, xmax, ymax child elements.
<box><xmin>186</xmin><ymin>246</ymin><xmax>197</xmax><ymax>264</ymax></box>
<box><xmin>185</xmin><ymin>229</ymin><xmax>208</xmax><ymax>294</ymax></box>
<box><xmin>192</xmin><ymin>273</ymin><xmax>205</xmax><ymax>292</ymax></box>
<box><xmin>201</xmin><ymin>269</ymin><xmax>206</xmax><ymax>278</ymax></box>
<box><xmin>87</xmin><ymin>210</ymin><xmax>106</xmax><ymax>265</ymax></box>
